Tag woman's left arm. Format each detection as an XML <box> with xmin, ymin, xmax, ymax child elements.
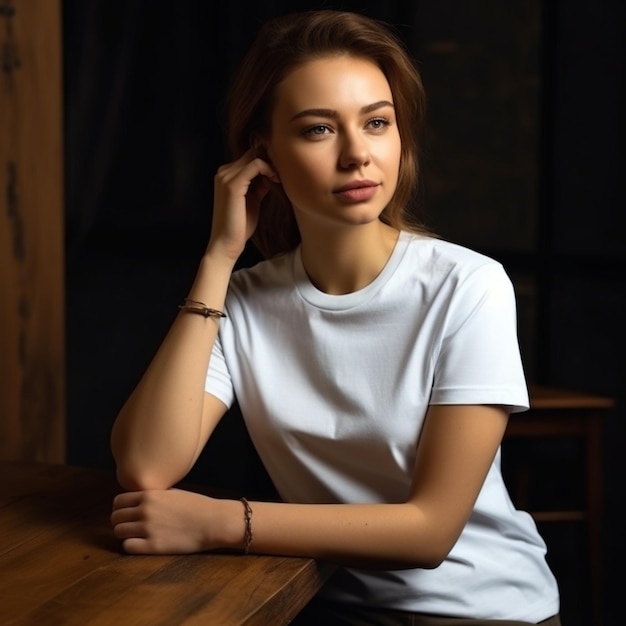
<box><xmin>242</xmin><ymin>403</ymin><xmax>508</xmax><ymax>568</ymax></box>
<box><xmin>112</xmin><ymin>403</ymin><xmax>508</xmax><ymax>568</ymax></box>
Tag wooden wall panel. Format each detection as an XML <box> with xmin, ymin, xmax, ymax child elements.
<box><xmin>0</xmin><ymin>0</ymin><xmax>65</xmax><ymax>461</ymax></box>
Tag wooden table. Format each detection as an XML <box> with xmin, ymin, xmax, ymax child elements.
<box><xmin>0</xmin><ymin>461</ymin><xmax>335</xmax><ymax>625</ymax></box>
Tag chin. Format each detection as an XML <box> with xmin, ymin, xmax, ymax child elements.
<box><xmin>295</xmin><ymin>201</ymin><xmax>387</xmax><ymax>231</ymax></box>
<box><xmin>341</xmin><ymin>204</ymin><xmax>387</xmax><ymax>225</ymax></box>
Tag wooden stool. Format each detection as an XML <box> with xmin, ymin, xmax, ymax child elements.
<box><xmin>504</xmin><ymin>384</ymin><xmax>614</xmax><ymax>625</ymax></box>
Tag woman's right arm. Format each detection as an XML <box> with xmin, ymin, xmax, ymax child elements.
<box><xmin>110</xmin><ymin>150</ymin><xmax>277</xmax><ymax>491</ymax></box>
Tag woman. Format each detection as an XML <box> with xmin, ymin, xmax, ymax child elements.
<box><xmin>110</xmin><ymin>10</ymin><xmax>561</xmax><ymax>625</ymax></box>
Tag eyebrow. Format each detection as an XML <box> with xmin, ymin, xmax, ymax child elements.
<box><xmin>289</xmin><ymin>100</ymin><xmax>395</xmax><ymax>122</ymax></box>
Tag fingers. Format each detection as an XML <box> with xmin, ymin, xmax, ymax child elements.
<box><xmin>110</xmin><ymin>503</ymin><xmax>141</xmax><ymax>526</ymax></box>
<box><xmin>112</xmin><ymin>490</ymin><xmax>143</xmax><ymax>510</ymax></box>
<box><xmin>111</xmin><ymin>494</ymin><xmax>139</xmax><ymax>533</ymax></box>
<box><xmin>251</xmin><ymin>151</ymin><xmax>280</xmax><ymax>184</ymax></box>
<box><xmin>110</xmin><ymin>489</ymin><xmax>208</xmax><ymax>555</ymax></box>
<box><xmin>215</xmin><ymin>149</ymin><xmax>279</xmax><ymax>194</ymax></box>
<box><xmin>248</xmin><ymin>175</ymin><xmax>272</xmax><ymax>204</ymax></box>
<box><xmin>111</xmin><ymin>492</ymin><xmax>152</xmax><ymax>553</ymax></box>
<box><xmin>121</xmin><ymin>537</ymin><xmax>153</xmax><ymax>554</ymax></box>
<box><xmin>112</xmin><ymin>519</ymin><xmax>146</xmax><ymax>540</ymax></box>
<box><xmin>209</xmin><ymin>150</ymin><xmax>280</xmax><ymax>259</ymax></box>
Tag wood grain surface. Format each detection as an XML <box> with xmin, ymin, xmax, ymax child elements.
<box><xmin>0</xmin><ymin>461</ymin><xmax>334</xmax><ymax>625</ymax></box>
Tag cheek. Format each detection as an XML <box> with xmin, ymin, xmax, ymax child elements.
<box><xmin>279</xmin><ymin>168</ymin><xmax>323</xmax><ymax>209</ymax></box>
<box><xmin>273</xmin><ymin>149</ymin><xmax>329</xmax><ymax>189</ymax></box>
<box><xmin>378</xmin><ymin>134</ymin><xmax>402</xmax><ymax>168</ymax></box>
<box><xmin>277</xmin><ymin>163</ymin><xmax>330</xmax><ymax>214</ymax></box>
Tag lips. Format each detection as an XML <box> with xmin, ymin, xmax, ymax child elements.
<box><xmin>333</xmin><ymin>180</ymin><xmax>380</xmax><ymax>202</ymax></box>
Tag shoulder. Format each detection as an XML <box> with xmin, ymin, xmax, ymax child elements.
<box><xmin>224</xmin><ymin>251</ymin><xmax>297</xmax><ymax>319</ymax></box>
<box><xmin>404</xmin><ymin>232</ymin><xmax>500</xmax><ymax>267</ymax></box>
<box><xmin>401</xmin><ymin>232</ymin><xmax>509</xmax><ymax>287</ymax></box>
<box><xmin>229</xmin><ymin>250</ymin><xmax>294</xmax><ymax>290</ymax></box>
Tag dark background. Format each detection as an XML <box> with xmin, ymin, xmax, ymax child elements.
<box><xmin>63</xmin><ymin>1</ymin><xmax>625</xmax><ymax>624</ymax></box>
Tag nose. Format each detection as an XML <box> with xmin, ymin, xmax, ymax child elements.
<box><xmin>339</xmin><ymin>131</ymin><xmax>370</xmax><ymax>169</ymax></box>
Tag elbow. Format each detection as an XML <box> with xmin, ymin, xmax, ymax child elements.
<box><xmin>112</xmin><ymin>445</ymin><xmax>191</xmax><ymax>491</ymax></box>
<box><xmin>115</xmin><ymin>467</ymin><xmax>147</xmax><ymax>492</ymax></box>
<box><xmin>403</xmin><ymin>542</ymin><xmax>450</xmax><ymax>570</ymax></box>
<box><xmin>418</xmin><ymin>527</ymin><xmax>461</xmax><ymax>569</ymax></box>
<box><xmin>110</xmin><ymin>441</ymin><xmax>142</xmax><ymax>491</ymax></box>
<box><xmin>110</xmin><ymin>430</ymin><xmax>172</xmax><ymax>491</ymax></box>
<box><xmin>406</xmin><ymin>504</ymin><xmax>466</xmax><ymax>569</ymax></box>
<box><xmin>115</xmin><ymin>465</ymin><xmax>150</xmax><ymax>492</ymax></box>
<box><xmin>418</xmin><ymin>548</ymin><xmax>448</xmax><ymax>570</ymax></box>
<box><xmin>113</xmin><ymin>460</ymin><xmax>173</xmax><ymax>492</ymax></box>
<box><xmin>403</xmin><ymin>518</ymin><xmax>460</xmax><ymax>569</ymax></box>
<box><xmin>362</xmin><ymin>541</ymin><xmax>451</xmax><ymax>571</ymax></box>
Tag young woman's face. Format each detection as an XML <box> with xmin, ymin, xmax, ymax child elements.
<box><xmin>266</xmin><ymin>55</ymin><xmax>401</xmax><ymax>232</ymax></box>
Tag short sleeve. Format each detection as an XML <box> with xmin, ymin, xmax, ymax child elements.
<box><xmin>430</xmin><ymin>264</ymin><xmax>529</xmax><ymax>413</ymax></box>
<box><xmin>204</xmin><ymin>331</ymin><xmax>235</xmax><ymax>409</ymax></box>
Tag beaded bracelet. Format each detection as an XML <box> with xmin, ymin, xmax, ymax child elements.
<box><xmin>178</xmin><ymin>298</ymin><xmax>227</xmax><ymax>319</ymax></box>
<box><xmin>241</xmin><ymin>497</ymin><xmax>254</xmax><ymax>554</ymax></box>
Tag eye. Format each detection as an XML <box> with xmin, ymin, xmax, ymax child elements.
<box><xmin>366</xmin><ymin>117</ymin><xmax>391</xmax><ymax>131</ymax></box>
<box><xmin>302</xmin><ymin>124</ymin><xmax>331</xmax><ymax>139</ymax></box>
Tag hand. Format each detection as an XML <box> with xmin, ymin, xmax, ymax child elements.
<box><xmin>111</xmin><ymin>488</ymin><xmax>238</xmax><ymax>555</ymax></box>
<box><xmin>208</xmin><ymin>149</ymin><xmax>279</xmax><ymax>262</ymax></box>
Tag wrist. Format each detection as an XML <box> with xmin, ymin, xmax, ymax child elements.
<box><xmin>184</xmin><ymin>252</ymin><xmax>234</xmax><ymax>307</ymax></box>
<box><xmin>203</xmin><ymin>242</ymin><xmax>242</xmax><ymax>270</ymax></box>
<box><xmin>240</xmin><ymin>498</ymin><xmax>254</xmax><ymax>554</ymax></box>
<box><xmin>216</xmin><ymin>498</ymin><xmax>252</xmax><ymax>553</ymax></box>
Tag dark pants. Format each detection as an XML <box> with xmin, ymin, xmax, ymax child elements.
<box><xmin>291</xmin><ymin>599</ymin><xmax>562</xmax><ymax>626</ymax></box>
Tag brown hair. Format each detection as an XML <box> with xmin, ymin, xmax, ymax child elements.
<box><xmin>226</xmin><ymin>9</ymin><xmax>431</xmax><ymax>258</ymax></box>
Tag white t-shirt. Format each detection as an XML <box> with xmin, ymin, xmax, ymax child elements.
<box><xmin>205</xmin><ymin>231</ymin><xmax>560</xmax><ymax>622</ymax></box>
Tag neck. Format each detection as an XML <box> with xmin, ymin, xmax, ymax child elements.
<box><xmin>299</xmin><ymin>221</ymin><xmax>399</xmax><ymax>295</ymax></box>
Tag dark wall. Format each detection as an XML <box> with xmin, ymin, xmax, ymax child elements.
<box><xmin>64</xmin><ymin>1</ymin><xmax>624</xmax><ymax>624</ymax></box>
<box><xmin>540</xmin><ymin>3</ymin><xmax>625</xmax><ymax>623</ymax></box>
<box><xmin>63</xmin><ymin>0</ymin><xmax>421</xmax><ymax>491</ymax></box>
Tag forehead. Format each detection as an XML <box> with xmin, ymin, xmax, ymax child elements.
<box><xmin>272</xmin><ymin>55</ymin><xmax>393</xmax><ymax>116</ymax></box>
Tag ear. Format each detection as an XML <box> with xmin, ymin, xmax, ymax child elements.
<box><xmin>250</xmin><ymin>133</ymin><xmax>281</xmax><ymax>183</ymax></box>
<box><xmin>267</xmin><ymin>170</ymin><xmax>281</xmax><ymax>184</ymax></box>
<box><xmin>249</xmin><ymin>133</ymin><xmax>268</xmax><ymax>160</ymax></box>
